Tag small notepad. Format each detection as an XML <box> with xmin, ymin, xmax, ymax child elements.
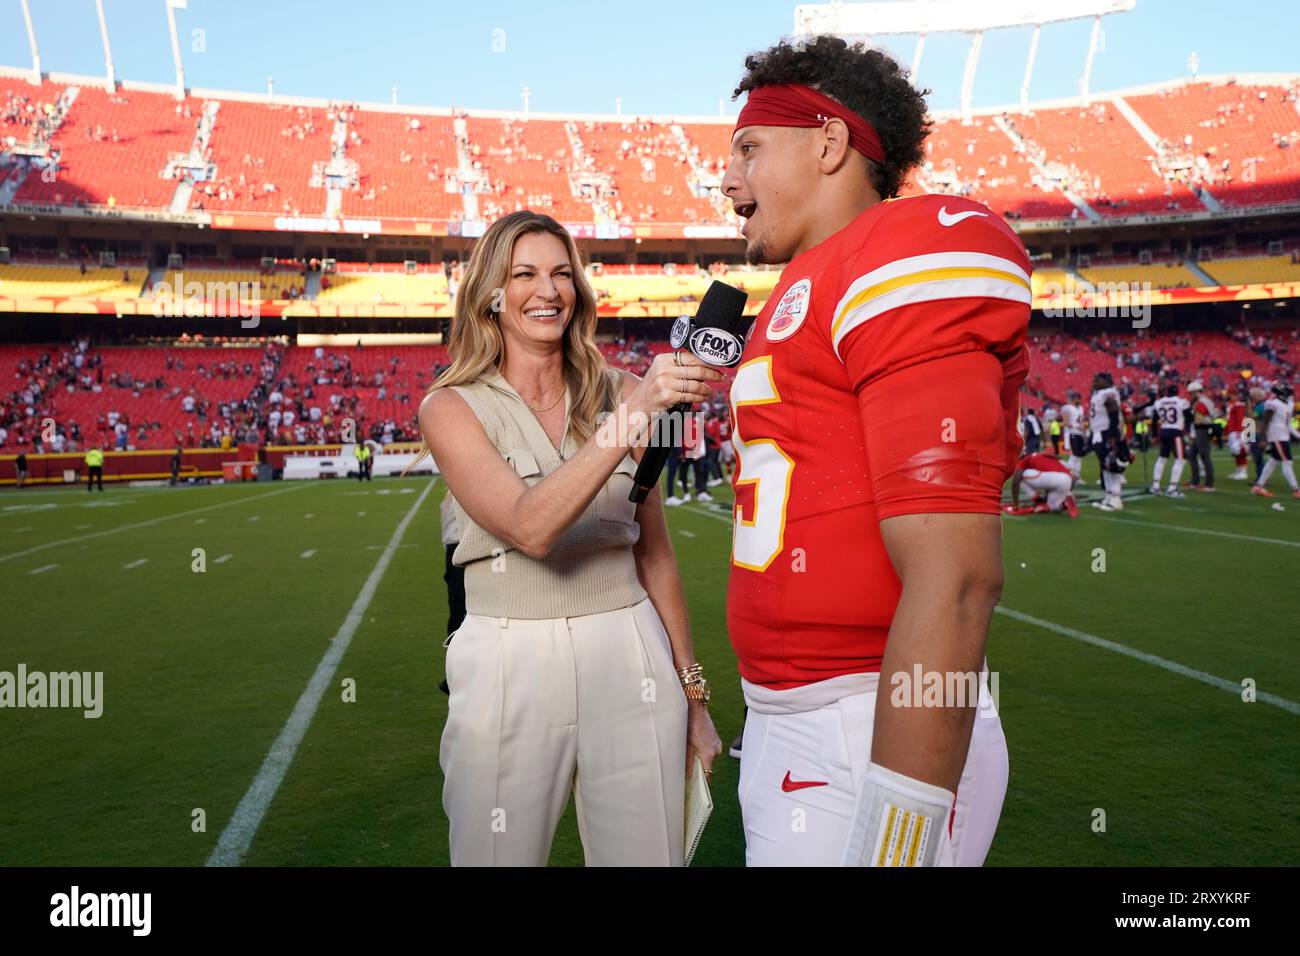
<box><xmin>684</xmin><ymin>756</ymin><xmax>714</xmax><ymax>866</ymax></box>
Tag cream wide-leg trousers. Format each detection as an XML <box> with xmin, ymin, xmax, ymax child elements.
<box><xmin>440</xmin><ymin>596</ymin><xmax>688</xmax><ymax>866</ymax></box>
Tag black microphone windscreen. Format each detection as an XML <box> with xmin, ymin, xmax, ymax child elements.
<box><xmin>694</xmin><ymin>280</ymin><xmax>749</xmax><ymax>335</ymax></box>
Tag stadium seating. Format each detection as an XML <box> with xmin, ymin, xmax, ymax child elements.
<box><xmin>1200</xmin><ymin>253</ymin><xmax>1300</xmax><ymax>285</ymax></box>
<box><xmin>1005</xmin><ymin>102</ymin><xmax>1200</xmax><ymax>216</ymax></box>
<box><xmin>0</xmin><ymin>263</ymin><xmax>146</xmax><ymax>299</ymax></box>
<box><xmin>1078</xmin><ymin>262</ymin><xmax>1204</xmax><ymax>289</ymax></box>
<box><xmin>342</xmin><ymin>109</ymin><xmax>461</xmax><ymax>219</ymax></box>
<box><xmin>1126</xmin><ymin>81</ymin><xmax>1300</xmax><ymax>208</ymax></box>
<box><xmin>315</xmin><ymin>271</ymin><xmax>449</xmax><ymax>304</ymax></box>
<box><xmin>195</xmin><ymin>100</ymin><xmax>327</xmax><ymax>215</ymax></box>
<box><xmin>3</xmin><ymin>325</ymin><xmax>1295</xmax><ymax>452</ymax></box>
<box><xmin>4</xmin><ymin>76</ymin><xmax>1298</xmax><ymax>223</ymax></box>
<box><xmin>467</xmin><ymin>117</ymin><xmax>596</xmax><ymax>222</ymax></box>
<box><xmin>152</xmin><ymin>268</ymin><xmax>304</xmax><ymax>302</ymax></box>
<box><xmin>580</xmin><ymin>120</ymin><xmax>719</xmax><ymax>223</ymax></box>
<box><xmin>14</xmin><ymin>86</ymin><xmax>197</xmax><ymax>208</ymax></box>
<box><xmin>920</xmin><ymin>117</ymin><xmax>1078</xmax><ymax>219</ymax></box>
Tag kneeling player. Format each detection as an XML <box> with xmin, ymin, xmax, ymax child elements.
<box><xmin>1007</xmin><ymin>452</ymin><xmax>1077</xmax><ymax>517</ymax></box>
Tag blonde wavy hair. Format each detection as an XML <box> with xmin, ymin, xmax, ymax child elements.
<box><xmin>409</xmin><ymin>211</ymin><xmax>614</xmax><ymax>470</ymax></box>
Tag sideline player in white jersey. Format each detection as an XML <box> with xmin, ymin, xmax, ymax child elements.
<box><xmin>1088</xmin><ymin>372</ymin><xmax>1129</xmax><ymax>511</ymax></box>
<box><xmin>1251</xmin><ymin>381</ymin><xmax>1300</xmax><ymax>499</ymax></box>
<box><xmin>1059</xmin><ymin>391</ymin><xmax>1086</xmax><ymax>478</ymax></box>
<box><xmin>1149</xmin><ymin>384</ymin><xmax>1190</xmax><ymax>498</ymax></box>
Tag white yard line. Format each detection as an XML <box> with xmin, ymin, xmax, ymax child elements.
<box><xmin>214</xmin><ymin>554</ymin><xmax>233</xmax><ymax>564</ymax></box>
<box><xmin>1091</xmin><ymin>514</ymin><xmax>1300</xmax><ymax>548</ymax></box>
<box><xmin>205</xmin><ymin>478</ymin><xmax>437</xmax><ymax>867</ymax></box>
<box><xmin>28</xmin><ymin>564</ymin><xmax>57</xmax><ymax>575</ymax></box>
<box><xmin>122</xmin><ymin>558</ymin><xmax>149</xmax><ymax>570</ymax></box>
<box><xmin>995</xmin><ymin>606</ymin><xmax>1300</xmax><ymax>716</ymax></box>
<box><xmin>0</xmin><ymin>485</ymin><xmax>305</xmax><ymax>564</ymax></box>
<box><xmin>300</xmin><ymin>549</ymin><xmax>316</xmax><ymax>559</ymax></box>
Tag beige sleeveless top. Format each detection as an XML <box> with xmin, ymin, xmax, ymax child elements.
<box><xmin>447</xmin><ymin>367</ymin><xmax>646</xmax><ymax>619</ymax></box>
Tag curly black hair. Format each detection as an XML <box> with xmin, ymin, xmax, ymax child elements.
<box><xmin>733</xmin><ymin>35</ymin><xmax>933</xmax><ymax>200</ymax></box>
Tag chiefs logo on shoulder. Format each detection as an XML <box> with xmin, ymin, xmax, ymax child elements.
<box><xmin>767</xmin><ymin>278</ymin><xmax>811</xmax><ymax>342</ymax></box>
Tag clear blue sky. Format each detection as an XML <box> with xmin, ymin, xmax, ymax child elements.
<box><xmin>1</xmin><ymin>0</ymin><xmax>1297</xmax><ymax>116</ymax></box>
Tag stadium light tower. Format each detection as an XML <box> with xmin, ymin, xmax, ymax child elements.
<box><xmin>18</xmin><ymin>0</ymin><xmax>40</xmax><ymax>84</ymax></box>
<box><xmin>95</xmin><ymin>0</ymin><xmax>116</xmax><ymax>92</ymax></box>
<box><xmin>164</xmin><ymin>0</ymin><xmax>187</xmax><ymax>100</ymax></box>
<box><xmin>793</xmin><ymin>0</ymin><xmax>1137</xmax><ymax>119</ymax></box>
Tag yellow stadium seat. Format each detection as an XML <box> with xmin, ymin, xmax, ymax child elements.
<box><xmin>1200</xmin><ymin>255</ymin><xmax>1300</xmax><ymax>286</ymax></box>
<box><xmin>0</xmin><ymin>264</ymin><xmax>146</xmax><ymax>300</ymax></box>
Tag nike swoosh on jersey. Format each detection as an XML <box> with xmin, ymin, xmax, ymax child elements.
<box><xmin>937</xmin><ymin>206</ymin><xmax>989</xmax><ymax>227</ymax></box>
<box><xmin>782</xmin><ymin>771</ymin><xmax>829</xmax><ymax>792</ymax></box>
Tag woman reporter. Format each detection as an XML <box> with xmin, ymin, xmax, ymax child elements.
<box><xmin>417</xmin><ymin>210</ymin><xmax>724</xmax><ymax>866</ymax></box>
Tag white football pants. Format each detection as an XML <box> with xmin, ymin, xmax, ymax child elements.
<box><xmin>739</xmin><ymin>674</ymin><xmax>1008</xmax><ymax>866</ymax></box>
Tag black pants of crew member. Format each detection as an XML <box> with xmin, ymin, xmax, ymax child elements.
<box><xmin>1188</xmin><ymin>427</ymin><xmax>1214</xmax><ymax>488</ymax></box>
<box><xmin>663</xmin><ymin>447</ymin><xmax>683</xmax><ymax>498</ymax></box>
<box><xmin>1251</xmin><ymin>440</ymin><xmax>1265</xmax><ymax>481</ymax></box>
<box><xmin>679</xmin><ymin>457</ymin><xmax>706</xmax><ymax>496</ymax></box>
<box><xmin>443</xmin><ymin>542</ymin><xmax>466</xmax><ymax>641</ymax></box>
<box><xmin>87</xmin><ymin>465</ymin><xmax>103</xmax><ymax>491</ymax></box>
<box><xmin>705</xmin><ymin>447</ymin><xmax>722</xmax><ymax>482</ymax></box>
<box><xmin>356</xmin><ymin>459</ymin><xmax>372</xmax><ymax>481</ymax></box>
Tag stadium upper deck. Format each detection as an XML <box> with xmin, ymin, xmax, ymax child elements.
<box><xmin>2</xmin><ymin>66</ymin><xmax>1297</xmax><ymax>238</ymax></box>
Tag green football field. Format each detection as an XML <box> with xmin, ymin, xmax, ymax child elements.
<box><xmin>1</xmin><ymin>447</ymin><xmax>1296</xmax><ymax>867</ymax></box>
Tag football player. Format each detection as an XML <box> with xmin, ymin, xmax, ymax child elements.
<box><xmin>1225</xmin><ymin>391</ymin><xmax>1249</xmax><ymax>481</ymax></box>
<box><xmin>1060</xmin><ymin>390</ymin><xmax>1086</xmax><ymax>478</ymax></box>
<box><xmin>1088</xmin><ymin>372</ymin><xmax>1128</xmax><ymax>511</ymax></box>
<box><xmin>1251</xmin><ymin>381</ymin><xmax>1300</xmax><ymax>499</ymax></box>
<box><xmin>1006</xmin><ymin>452</ymin><xmax>1078</xmax><ymax>517</ymax></box>
<box><xmin>721</xmin><ymin>36</ymin><xmax>1029</xmax><ymax>867</ymax></box>
<box><xmin>1149</xmin><ymin>383</ymin><xmax>1190</xmax><ymax>498</ymax></box>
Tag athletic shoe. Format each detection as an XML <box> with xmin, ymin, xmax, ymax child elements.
<box><xmin>1098</xmin><ymin>495</ymin><xmax>1124</xmax><ymax>512</ymax></box>
<box><xmin>1165</xmin><ymin>488</ymin><xmax>1186</xmax><ymax>499</ymax></box>
<box><xmin>1230</xmin><ymin>468</ymin><xmax>1248</xmax><ymax>480</ymax></box>
<box><xmin>665</xmin><ymin>495</ymin><xmax>684</xmax><ymax>506</ymax></box>
<box><xmin>1197</xmin><ymin>485</ymin><xmax>1215</xmax><ymax>492</ymax></box>
<box><xmin>1251</xmin><ymin>485</ymin><xmax>1275</xmax><ymax>498</ymax></box>
<box><xmin>696</xmin><ymin>491</ymin><xmax>713</xmax><ymax>502</ymax></box>
<box><xmin>1187</xmin><ymin>483</ymin><xmax>1203</xmax><ymax>491</ymax></box>
<box><xmin>1149</xmin><ymin>485</ymin><xmax>1161</xmax><ymax>495</ymax></box>
<box><xmin>679</xmin><ymin>493</ymin><xmax>692</xmax><ymax>503</ymax></box>
<box><xmin>706</xmin><ymin>478</ymin><xmax>723</xmax><ymax>488</ymax></box>
<box><xmin>1292</xmin><ymin>489</ymin><xmax>1300</xmax><ymax>500</ymax></box>
<box><xmin>1064</xmin><ymin>495</ymin><xmax>1079</xmax><ymax>518</ymax></box>
<box><xmin>728</xmin><ymin>733</ymin><xmax>743</xmax><ymax>759</ymax></box>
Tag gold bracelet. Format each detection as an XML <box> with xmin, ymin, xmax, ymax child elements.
<box><xmin>677</xmin><ymin>662</ymin><xmax>704</xmax><ymax>684</ymax></box>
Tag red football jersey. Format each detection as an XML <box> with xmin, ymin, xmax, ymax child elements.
<box><xmin>727</xmin><ymin>194</ymin><xmax>1032</xmax><ymax>689</ymax></box>
<box><xmin>1018</xmin><ymin>453</ymin><xmax>1070</xmax><ymax>475</ymax></box>
<box><xmin>1227</xmin><ymin>401</ymin><xmax>1246</xmax><ymax>431</ymax></box>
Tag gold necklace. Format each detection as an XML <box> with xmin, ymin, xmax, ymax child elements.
<box><xmin>522</xmin><ymin>384</ymin><xmax>565</xmax><ymax>413</ymax></box>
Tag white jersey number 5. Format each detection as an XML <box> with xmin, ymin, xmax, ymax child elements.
<box><xmin>729</xmin><ymin>356</ymin><xmax>794</xmax><ymax>572</ymax></box>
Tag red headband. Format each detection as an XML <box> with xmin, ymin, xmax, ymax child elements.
<box><xmin>734</xmin><ymin>84</ymin><xmax>886</xmax><ymax>165</ymax></box>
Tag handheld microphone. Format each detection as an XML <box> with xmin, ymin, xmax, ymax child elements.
<box><xmin>629</xmin><ymin>280</ymin><xmax>751</xmax><ymax>503</ymax></box>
